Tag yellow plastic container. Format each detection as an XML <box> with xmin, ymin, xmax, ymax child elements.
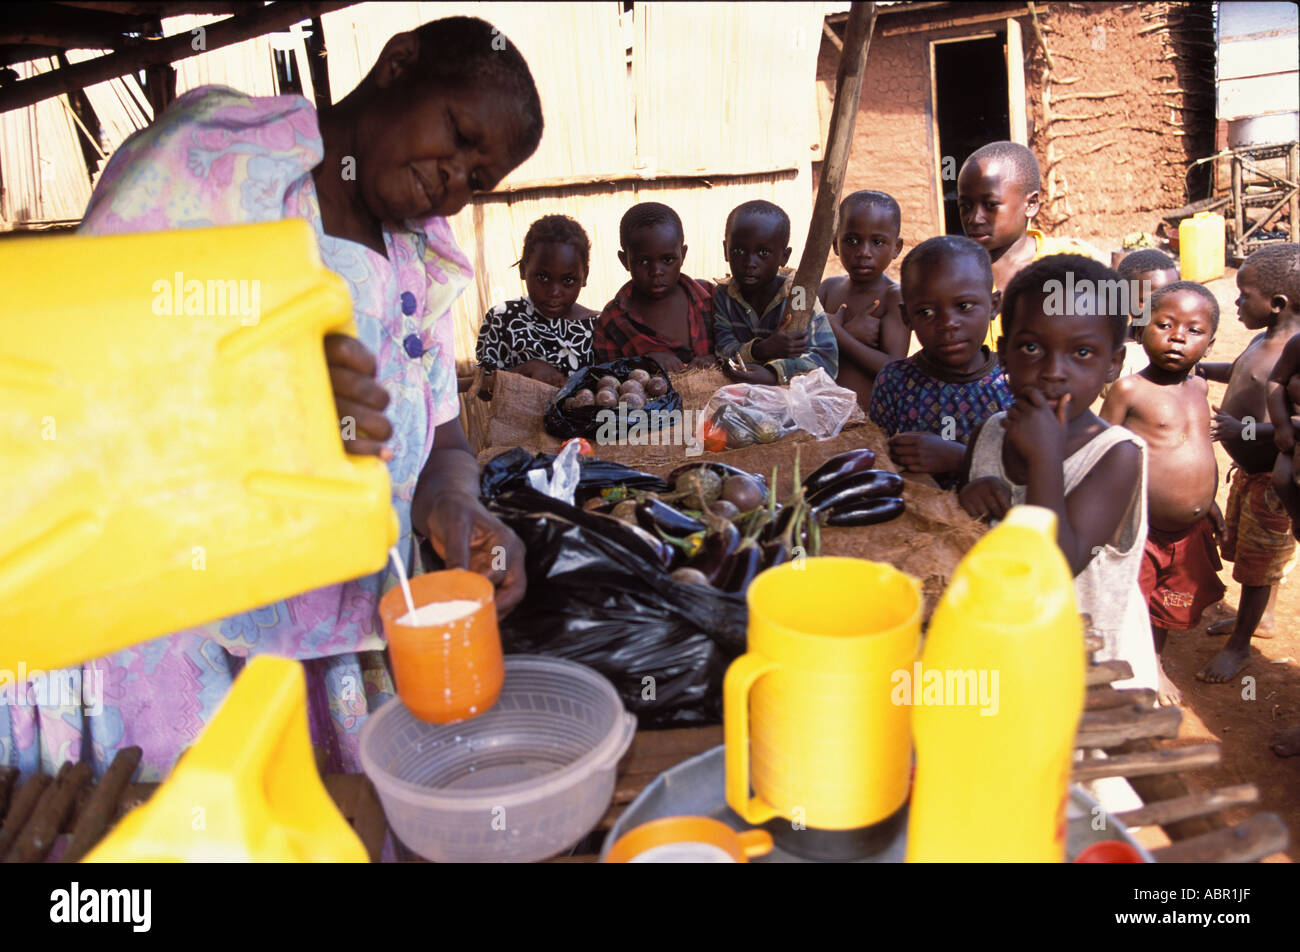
<box><xmin>725</xmin><ymin>557</ymin><xmax>921</xmax><ymax>831</ymax></box>
<box><xmin>905</xmin><ymin>506</ymin><xmax>1084</xmax><ymax>862</ymax></box>
<box><xmin>1178</xmin><ymin>211</ymin><xmax>1226</xmax><ymax>283</ymax></box>
<box><xmin>0</xmin><ymin>220</ymin><xmax>398</xmax><ymax>673</ymax></box>
<box><xmin>85</xmin><ymin>655</ymin><xmax>368</xmax><ymax>862</ymax></box>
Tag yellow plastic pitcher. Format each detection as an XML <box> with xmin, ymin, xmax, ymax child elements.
<box><xmin>906</xmin><ymin>505</ymin><xmax>1085</xmax><ymax>862</ymax></box>
<box><xmin>0</xmin><ymin>220</ymin><xmax>398</xmax><ymax>673</ymax></box>
<box><xmin>85</xmin><ymin>655</ymin><xmax>367</xmax><ymax>862</ymax></box>
<box><xmin>1178</xmin><ymin>211</ymin><xmax>1225</xmax><ymax>283</ymax></box>
<box><xmin>724</xmin><ymin>557</ymin><xmax>922</xmax><ymax>831</ymax></box>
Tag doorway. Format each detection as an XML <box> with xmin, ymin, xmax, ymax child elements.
<box><xmin>932</xmin><ymin>35</ymin><xmax>1011</xmax><ymax>234</ymax></box>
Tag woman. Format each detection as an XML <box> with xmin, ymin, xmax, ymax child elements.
<box><xmin>1</xmin><ymin>18</ymin><xmax>538</xmax><ymax>781</ymax></box>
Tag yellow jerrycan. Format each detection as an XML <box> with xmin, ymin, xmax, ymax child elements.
<box><xmin>725</xmin><ymin>557</ymin><xmax>922</xmax><ymax>832</ymax></box>
<box><xmin>0</xmin><ymin>220</ymin><xmax>398</xmax><ymax>673</ymax></box>
<box><xmin>85</xmin><ymin>655</ymin><xmax>367</xmax><ymax>862</ymax></box>
<box><xmin>1178</xmin><ymin>211</ymin><xmax>1225</xmax><ymax>283</ymax></box>
<box><xmin>906</xmin><ymin>505</ymin><xmax>1085</xmax><ymax>862</ymax></box>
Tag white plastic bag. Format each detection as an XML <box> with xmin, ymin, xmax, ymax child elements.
<box><xmin>699</xmin><ymin>368</ymin><xmax>858</xmax><ymax>449</ymax></box>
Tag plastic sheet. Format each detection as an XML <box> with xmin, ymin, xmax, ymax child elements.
<box><xmin>543</xmin><ymin>356</ymin><xmax>683</xmax><ymax>440</ymax></box>
<box><xmin>480</xmin><ymin>447</ymin><xmax>667</xmax><ymax>505</ymax></box>
<box><xmin>488</xmin><ymin>489</ymin><xmax>747</xmax><ymax>728</ymax></box>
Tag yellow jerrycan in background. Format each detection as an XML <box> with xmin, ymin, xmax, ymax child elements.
<box><xmin>0</xmin><ymin>220</ymin><xmax>398</xmax><ymax>672</ymax></box>
<box><xmin>906</xmin><ymin>505</ymin><xmax>1085</xmax><ymax>862</ymax></box>
<box><xmin>86</xmin><ymin>655</ymin><xmax>367</xmax><ymax>862</ymax></box>
<box><xmin>1178</xmin><ymin>211</ymin><xmax>1226</xmax><ymax>284</ymax></box>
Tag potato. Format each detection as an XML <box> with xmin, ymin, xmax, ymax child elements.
<box><xmin>645</xmin><ymin>376</ymin><xmax>669</xmax><ymax>397</ymax></box>
<box><xmin>572</xmin><ymin>389</ymin><xmax>596</xmax><ymax>407</ymax></box>
<box><xmin>628</xmin><ymin>368</ymin><xmax>651</xmax><ymax>385</ymax></box>
<box><xmin>595</xmin><ymin>388</ymin><xmax>618</xmax><ymax>407</ymax></box>
<box><xmin>596</xmin><ymin>375</ymin><xmax>620</xmax><ymax>391</ymax></box>
<box><xmin>618</xmin><ymin>379</ymin><xmax>644</xmax><ymax>396</ymax></box>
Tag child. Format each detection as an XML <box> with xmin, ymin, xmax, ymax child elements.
<box><xmin>960</xmin><ymin>254</ymin><xmax>1158</xmax><ymax>694</ymax></box>
<box><xmin>593</xmin><ymin>202</ymin><xmax>716</xmax><ymax>372</ymax></box>
<box><xmin>1101</xmin><ymin>249</ymin><xmax>1181</xmax><ymax>398</ymax></box>
<box><xmin>819</xmin><ymin>190</ymin><xmax>906</xmax><ymax>407</ymax></box>
<box><xmin>957</xmin><ymin>141</ymin><xmax>1106</xmax><ymax>348</ymax></box>
<box><xmin>1197</xmin><ymin>243</ymin><xmax>1300</xmax><ymax>683</ymax></box>
<box><xmin>867</xmin><ymin>236</ymin><xmax>1014</xmax><ymax>490</ymax></box>
<box><xmin>476</xmin><ymin>214</ymin><xmax>598</xmax><ymax>391</ymax></box>
<box><xmin>713</xmin><ymin>199</ymin><xmax>838</xmax><ymax>385</ymax></box>
<box><xmin>1100</xmin><ymin>281</ymin><xmax>1225</xmax><ymax>705</ymax></box>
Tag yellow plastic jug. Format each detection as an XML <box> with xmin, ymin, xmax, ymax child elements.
<box><xmin>85</xmin><ymin>655</ymin><xmax>368</xmax><ymax>862</ymax></box>
<box><xmin>725</xmin><ymin>557</ymin><xmax>921</xmax><ymax>831</ymax></box>
<box><xmin>0</xmin><ymin>220</ymin><xmax>398</xmax><ymax>673</ymax></box>
<box><xmin>905</xmin><ymin>505</ymin><xmax>1084</xmax><ymax>862</ymax></box>
<box><xmin>1178</xmin><ymin>211</ymin><xmax>1225</xmax><ymax>283</ymax></box>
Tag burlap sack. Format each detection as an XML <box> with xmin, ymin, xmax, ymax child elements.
<box><xmin>483</xmin><ymin>370</ymin><xmax>563</xmax><ymax>454</ymax></box>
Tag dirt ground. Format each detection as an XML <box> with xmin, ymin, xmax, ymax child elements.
<box><xmin>1139</xmin><ymin>268</ymin><xmax>1299</xmax><ymax>862</ymax></box>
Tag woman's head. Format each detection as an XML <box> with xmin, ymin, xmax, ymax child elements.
<box><xmin>519</xmin><ymin>215</ymin><xmax>591</xmax><ymax>320</ymax></box>
<box><xmin>342</xmin><ymin>17</ymin><xmax>543</xmax><ymax>221</ymax></box>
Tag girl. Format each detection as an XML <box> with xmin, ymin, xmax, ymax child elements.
<box><xmin>476</xmin><ymin>214</ymin><xmax>598</xmax><ymax>390</ymax></box>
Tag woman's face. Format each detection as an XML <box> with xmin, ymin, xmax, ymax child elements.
<box><xmin>355</xmin><ymin>83</ymin><xmax>524</xmax><ymax>221</ymax></box>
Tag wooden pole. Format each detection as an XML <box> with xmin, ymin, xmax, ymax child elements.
<box><xmin>786</xmin><ymin>2</ymin><xmax>876</xmax><ymax>334</ymax></box>
<box><xmin>0</xmin><ymin>1</ymin><xmax>355</xmax><ymax>115</ymax></box>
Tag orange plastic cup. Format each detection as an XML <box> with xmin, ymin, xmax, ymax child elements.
<box><xmin>378</xmin><ymin>569</ymin><xmax>503</xmax><ymax>724</ymax></box>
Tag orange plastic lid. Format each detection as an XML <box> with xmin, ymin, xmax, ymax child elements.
<box><xmin>604</xmin><ymin>816</ymin><xmax>774</xmax><ymax>863</ymax></box>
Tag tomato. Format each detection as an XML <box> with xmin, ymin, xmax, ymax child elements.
<box><xmin>563</xmin><ymin>437</ymin><xmax>594</xmax><ymax>456</ymax></box>
<box><xmin>702</xmin><ymin>423</ymin><xmax>727</xmax><ymax>453</ymax></box>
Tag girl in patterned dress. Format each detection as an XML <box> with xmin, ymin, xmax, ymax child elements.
<box><xmin>476</xmin><ymin>215</ymin><xmax>597</xmax><ymax>391</ymax></box>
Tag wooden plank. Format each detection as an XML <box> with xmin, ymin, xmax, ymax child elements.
<box><xmin>1114</xmin><ymin>785</ymin><xmax>1260</xmax><ymax>830</ymax></box>
<box><xmin>62</xmin><ymin>746</ymin><xmax>141</xmax><ymax>864</ymax></box>
<box><xmin>4</xmin><ymin>761</ymin><xmax>93</xmax><ymax>863</ymax></box>
<box><xmin>1076</xmin><ymin>703</ymin><xmax>1182</xmax><ymax>748</ymax></box>
<box><xmin>0</xmin><ymin>773</ymin><xmax>50</xmax><ymax>858</ymax></box>
<box><xmin>1072</xmin><ymin>743</ymin><xmax>1220</xmax><ymax>782</ymax></box>
<box><xmin>483</xmin><ymin>165</ymin><xmax>800</xmax><ymax>198</ymax></box>
<box><xmin>786</xmin><ymin>1</ymin><xmax>877</xmax><ymax>334</ymax></box>
<box><xmin>1006</xmin><ymin>16</ymin><xmax>1027</xmax><ymax>145</ymax></box>
<box><xmin>881</xmin><ymin>7</ymin><xmax>1030</xmax><ymax>37</ymax></box>
<box><xmin>1151</xmin><ymin>813</ymin><xmax>1289</xmax><ymax>863</ymax></box>
<box><xmin>1086</xmin><ymin>660</ymin><xmax>1133</xmax><ymax>686</ymax></box>
<box><xmin>1085</xmin><ymin>686</ymin><xmax>1157</xmax><ymax>711</ymax></box>
<box><xmin>1119</xmin><ymin>737</ymin><xmax>1227</xmax><ymax>841</ymax></box>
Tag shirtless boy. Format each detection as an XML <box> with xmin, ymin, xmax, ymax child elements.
<box><xmin>820</xmin><ymin>190</ymin><xmax>905</xmax><ymax>407</ymax></box>
<box><xmin>1198</xmin><ymin>245</ymin><xmax>1300</xmax><ymax>683</ymax></box>
<box><xmin>1101</xmin><ymin>281</ymin><xmax>1224</xmax><ymax>704</ymax></box>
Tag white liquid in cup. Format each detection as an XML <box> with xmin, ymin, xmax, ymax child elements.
<box><xmin>395</xmin><ymin>599</ymin><xmax>482</xmax><ymax>627</ymax></box>
<box><xmin>627</xmin><ymin>842</ymin><xmax>736</xmax><ymax>863</ymax></box>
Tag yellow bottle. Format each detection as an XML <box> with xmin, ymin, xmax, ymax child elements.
<box><xmin>1178</xmin><ymin>211</ymin><xmax>1225</xmax><ymax>283</ymax></box>
<box><xmin>905</xmin><ymin>505</ymin><xmax>1084</xmax><ymax>862</ymax></box>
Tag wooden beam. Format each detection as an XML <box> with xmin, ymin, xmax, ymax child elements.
<box><xmin>1151</xmin><ymin>813</ymin><xmax>1289</xmax><ymax>864</ymax></box>
<box><xmin>821</xmin><ymin>21</ymin><xmax>843</xmax><ymax>52</ymax></box>
<box><xmin>1114</xmin><ymin>784</ymin><xmax>1259</xmax><ymax>830</ymax></box>
<box><xmin>1072</xmin><ymin>743</ymin><xmax>1220</xmax><ymax>782</ymax></box>
<box><xmin>787</xmin><ymin>1</ymin><xmax>877</xmax><ymax>334</ymax></box>
<box><xmin>485</xmin><ymin>164</ymin><xmax>801</xmax><ymax>197</ymax></box>
<box><xmin>1076</xmin><ymin>703</ymin><xmax>1182</xmax><ymax>748</ymax></box>
<box><xmin>0</xmin><ymin>1</ymin><xmax>355</xmax><ymax>114</ymax></box>
<box><xmin>55</xmin><ymin>1</ymin><xmax>246</xmax><ymax>14</ymax></box>
<box><xmin>880</xmin><ymin>7</ymin><xmax>1030</xmax><ymax>38</ymax></box>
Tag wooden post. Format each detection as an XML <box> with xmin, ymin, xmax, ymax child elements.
<box><xmin>785</xmin><ymin>2</ymin><xmax>877</xmax><ymax>334</ymax></box>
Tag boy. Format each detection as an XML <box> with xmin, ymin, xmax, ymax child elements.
<box><xmin>593</xmin><ymin>201</ymin><xmax>716</xmax><ymax>372</ymax></box>
<box><xmin>1101</xmin><ymin>249</ymin><xmax>1181</xmax><ymax>398</ymax></box>
<box><xmin>868</xmin><ymin>236</ymin><xmax>1013</xmax><ymax>490</ymax></box>
<box><xmin>1101</xmin><ymin>281</ymin><xmax>1225</xmax><ymax>705</ymax></box>
<box><xmin>1198</xmin><ymin>244</ymin><xmax>1300</xmax><ymax>682</ymax></box>
<box><xmin>713</xmin><ymin>199</ymin><xmax>838</xmax><ymax>385</ymax></box>
<box><xmin>960</xmin><ymin>254</ymin><xmax>1158</xmax><ymax>694</ymax></box>
<box><xmin>957</xmin><ymin>141</ymin><xmax>1106</xmax><ymax>348</ymax></box>
<box><xmin>819</xmin><ymin>190</ymin><xmax>906</xmax><ymax>407</ymax></box>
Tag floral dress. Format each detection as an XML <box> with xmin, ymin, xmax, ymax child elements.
<box><xmin>475</xmin><ymin>297</ymin><xmax>595</xmax><ymax>374</ymax></box>
<box><xmin>0</xmin><ymin>86</ymin><xmax>471</xmax><ymax>782</ymax></box>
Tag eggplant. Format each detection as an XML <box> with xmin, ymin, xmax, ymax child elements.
<box><xmin>762</xmin><ymin>537</ymin><xmax>789</xmax><ymax>569</ymax></box>
<box><xmin>807</xmin><ymin>470</ymin><xmax>904</xmax><ymax>511</ymax></box>
<box><xmin>719</xmin><ymin>542</ymin><xmax>765</xmax><ymax>594</ymax></box>
<box><xmin>666</xmin><ymin>461</ymin><xmax>768</xmax><ymax>493</ymax></box>
<box><xmin>821</xmin><ymin>497</ymin><xmax>905</xmax><ymax>527</ymax></box>
<box><xmin>803</xmin><ymin>449</ymin><xmax>879</xmax><ymax>497</ymax></box>
<box><xmin>686</xmin><ymin>519</ymin><xmax>741</xmax><ymax>583</ymax></box>
<box><xmin>635</xmin><ymin>497</ymin><xmax>706</xmax><ymax>537</ymax></box>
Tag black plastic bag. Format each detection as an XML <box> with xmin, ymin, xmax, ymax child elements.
<box><xmin>489</xmin><ymin>489</ymin><xmax>747</xmax><ymax>728</ymax></box>
<box><xmin>542</xmin><ymin>356</ymin><xmax>683</xmax><ymax>440</ymax></box>
<box><xmin>479</xmin><ymin>447</ymin><xmax>667</xmax><ymax>506</ymax></box>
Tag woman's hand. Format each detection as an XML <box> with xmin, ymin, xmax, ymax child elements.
<box><xmin>423</xmin><ymin>490</ymin><xmax>527</xmax><ymax>617</ymax></box>
<box><xmin>325</xmin><ymin>333</ymin><xmax>393</xmax><ymax>459</ymax></box>
<box><xmin>959</xmin><ymin>476</ymin><xmax>1012</xmax><ymax>521</ymax></box>
<box><xmin>514</xmin><ymin>359</ymin><xmax>567</xmax><ymax>388</ymax></box>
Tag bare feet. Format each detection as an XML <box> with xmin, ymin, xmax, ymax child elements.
<box><xmin>1272</xmin><ymin>727</ymin><xmax>1300</xmax><ymax>757</ymax></box>
<box><xmin>1156</xmin><ymin>661</ymin><xmax>1182</xmax><ymax>706</ymax></box>
<box><xmin>1206</xmin><ymin>615</ymin><xmax>1275</xmax><ymax>638</ymax></box>
<box><xmin>1196</xmin><ymin>645</ymin><xmax>1251</xmax><ymax>683</ymax></box>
